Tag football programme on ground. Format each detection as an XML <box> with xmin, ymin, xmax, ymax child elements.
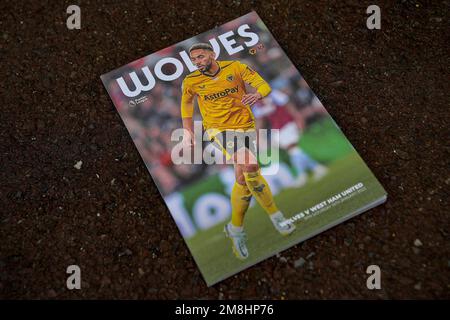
<box><xmin>101</xmin><ymin>11</ymin><xmax>386</xmax><ymax>286</ymax></box>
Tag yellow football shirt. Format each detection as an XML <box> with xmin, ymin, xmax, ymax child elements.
<box><xmin>180</xmin><ymin>60</ymin><xmax>271</xmax><ymax>131</ymax></box>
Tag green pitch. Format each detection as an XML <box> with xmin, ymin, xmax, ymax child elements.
<box><xmin>185</xmin><ymin>151</ymin><xmax>386</xmax><ymax>286</ymax></box>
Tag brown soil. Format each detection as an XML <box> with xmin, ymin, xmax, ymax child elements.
<box><xmin>1</xmin><ymin>1</ymin><xmax>449</xmax><ymax>299</ymax></box>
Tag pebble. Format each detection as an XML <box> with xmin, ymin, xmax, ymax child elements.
<box><xmin>73</xmin><ymin>160</ymin><xmax>82</xmax><ymax>170</ymax></box>
<box><xmin>118</xmin><ymin>248</ymin><xmax>133</xmax><ymax>257</ymax></box>
<box><xmin>306</xmin><ymin>252</ymin><xmax>315</xmax><ymax>259</ymax></box>
<box><xmin>294</xmin><ymin>257</ymin><xmax>306</xmax><ymax>268</ymax></box>
<box><xmin>414</xmin><ymin>239</ymin><xmax>423</xmax><ymax>247</ymax></box>
<box><xmin>394</xmin><ymin>149</ymin><xmax>409</xmax><ymax>160</ymax></box>
<box><xmin>330</xmin><ymin>80</ymin><xmax>343</xmax><ymax>86</ymax></box>
<box><xmin>430</xmin><ymin>17</ymin><xmax>442</xmax><ymax>22</ymax></box>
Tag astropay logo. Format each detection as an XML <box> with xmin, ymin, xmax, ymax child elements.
<box><xmin>128</xmin><ymin>95</ymin><xmax>148</xmax><ymax>107</ymax></box>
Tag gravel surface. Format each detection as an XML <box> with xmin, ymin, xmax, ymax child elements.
<box><xmin>1</xmin><ymin>1</ymin><xmax>449</xmax><ymax>299</ymax></box>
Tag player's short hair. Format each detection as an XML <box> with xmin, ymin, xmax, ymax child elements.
<box><xmin>189</xmin><ymin>43</ymin><xmax>214</xmax><ymax>53</ymax></box>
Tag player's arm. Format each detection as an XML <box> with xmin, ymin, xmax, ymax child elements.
<box><xmin>239</xmin><ymin>62</ymin><xmax>272</xmax><ymax>106</ymax></box>
<box><xmin>180</xmin><ymin>79</ymin><xmax>196</xmax><ymax>146</ymax></box>
<box><xmin>272</xmin><ymin>89</ymin><xmax>306</xmax><ymax>130</ymax></box>
<box><xmin>285</xmin><ymin>102</ymin><xmax>306</xmax><ymax>130</ymax></box>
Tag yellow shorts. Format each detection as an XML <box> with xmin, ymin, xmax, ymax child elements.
<box><xmin>205</xmin><ymin>128</ymin><xmax>257</xmax><ymax>161</ymax></box>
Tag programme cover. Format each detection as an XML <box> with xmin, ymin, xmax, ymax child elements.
<box><xmin>101</xmin><ymin>11</ymin><xmax>387</xmax><ymax>286</ymax></box>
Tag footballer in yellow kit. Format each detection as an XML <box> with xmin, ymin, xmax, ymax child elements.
<box><xmin>180</xmin><ymin>43</ymin><xmax>296</xmax><ymax>260</ymax></box>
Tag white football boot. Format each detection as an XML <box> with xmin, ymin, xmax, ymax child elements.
<box><xmin>312</xmin><ymin>164</ymin><xmax>328</xmax><ymax>181</ymax></box>
<box><xmin>224</xmin><ymin>223</ymin><xmax>249</xmax><ymax>260</ymax></box>
<box><xmin>270</xmin><ymin>212</ymin><xmax>296</xmax><ymax>236</ymax></box>
<box><xmin>291</xmin><ymin>172</ymin><xmax>308</xmax><ymax>188</ymax></box>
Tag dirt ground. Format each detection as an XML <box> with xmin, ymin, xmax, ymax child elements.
<box><xmin>1</xmin><ymin>1</ymin><xmax>449</xmax><ymax>299</ymax></box>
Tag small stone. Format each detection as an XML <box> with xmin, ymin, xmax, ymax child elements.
<box><xmin>306</xmin><ymin>252</ymin><xmax>315</xmax><ymax>259</ymax></box>
<box><xmin>279</xmin><ymin>257</ymin><xmax>287</xmax><ymax>263</ymax></box>
<box><xmin>414</xmin><ymin>239</ymin><xmax>423</xmax><ymax>247</ymax></box>
<box><xmin>394</xmin><ymin>149</ymin><xmax>409</xmax><ymax>160</ymax></box>
<box><xmin>430</xmin><ymin>17</ymin><xmax>442</xmax><ymax>22</ymax></box>
<box><xmin>414</xmin><ymin>283</ymin><xmax>421</xmax><ymax>290</ymax></box>
<box><xmin>73</xmin><ymin>160</ymin><xmax>82</xmax><ymax>170</ymax></box>
<box><xmin>118</xmin><ymin>248</ymin><xmax>132</xmax><ymax>257</ymax></box>
<box><xmin>294</xmin><ymin>257</ymin><xmax>306</xmax><ymax>268</ymax></box>
<box><xmin>115</xmin><ymin>153</ymin><xmax>127</xmax><ymax>161</ymax></box>
<box><xmin>330</xmin><ymin>80</ymin><xmax>343</xmax><ymax>86</ymax></box>
<box><xmin>138</xmin><ymin>268</ymin><xmax>145</xmax><ymax>276</ymax></box>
